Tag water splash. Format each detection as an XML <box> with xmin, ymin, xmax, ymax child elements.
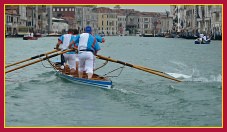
<box><xmin>112</xmin><ymin>87</ymin><xmax>139</xmax><ymax>95</ymax></box>
<box><xmin>166</xmin><ymin>72</ymin><xmax>222</xmax><ymax>83</ymax></box>
<box><xmin>167</xmin><ymin>62</ymin><xmax>222</xmax><ymax>83</ymax></box>
<box><xmin>209</xmin><ymin>74</ymin><xmax>222</xmax><ymax>82</ymax></box>
<box><xmin>166</xmin><ymin>72</ymin><xmax>192</xmax><ymax>79</ymax></box>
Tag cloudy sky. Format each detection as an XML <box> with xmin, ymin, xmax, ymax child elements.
<box><xmin>97</xmin><ymin>5</ymin><xmax>170</xmax><ymax>12</ymax></box>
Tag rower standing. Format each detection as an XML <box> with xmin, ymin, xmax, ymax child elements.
<box><xmin>69</xmin><ymin>26</ymin><xmax>101</xmax><ymax>79</ymax></box>
<box><xmin>55</xmin><ymin>29</ymin><xmax>76</xmax><ymax>75</ymax></box>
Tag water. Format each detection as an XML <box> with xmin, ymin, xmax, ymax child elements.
<box><xmin>5</xmin><ymin>36</ymin><xmax>222</xmax><ymax>127</ymax></box>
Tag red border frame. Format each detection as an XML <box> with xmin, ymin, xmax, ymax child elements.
<box><xmin>1</xmin><ymin>0</ymin><xmax>225</xmax><ymax>132</ymax></box>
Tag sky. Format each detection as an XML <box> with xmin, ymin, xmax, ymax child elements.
<box><xmin>97</xmin><ymin>5</ymin><xmax>170</xmax><ymax>12</ymax></box>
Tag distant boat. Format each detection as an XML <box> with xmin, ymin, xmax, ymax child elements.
<box><xmin>194</xmin><ymin>39</ymin><xmax>211</xmax><ymax>44</ymax></box>
<box><xmin>34</xmin><ymin>33</ymin><xmax>42</xmax><ymax>38</ymax></box>
<box><xmin>23</xmin><ymin>34</ymin><xmax>38</xmax><ymax>40</ymax></box>
<box><xmin>136</xmin><ymin>32</ymin><xmax>141</xmax><ymax>37</ymax></box>
<box><xmin>47</xmin><ymin>33</ymin><xmax>62</xmax><ymax>37</ymax></box>
<box><xmin>142</xmin><ymin>34</ymin><xmax>154</xmax><ymax>37</ymax></box>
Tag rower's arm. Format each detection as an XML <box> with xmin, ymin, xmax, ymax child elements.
<box><xmin>56</xmin><ymin>40</ymin><xmax>62</xmax><ymax>50</ymax></box>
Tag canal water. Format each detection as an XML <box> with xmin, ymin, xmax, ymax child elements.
<box><xmin>5</xmin><ymin>36</ymin><xmax>222</xmax><ymax>127</ymax></box>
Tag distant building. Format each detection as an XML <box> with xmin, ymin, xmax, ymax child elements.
<box><xmin>94</xmin><ymin>7</ymin><xmax>118</xmax><ymax>36</ymax></box>
<box><xmin>75</xmin><ymin>6</ymin><xmax>97</xmax><ymax>33</ymax></box>
<box><xmin>160</xmin><ymin>12</ymin><xmax>173</xmax><ymax>33</ymax></box>
<box><xmin>5</xmin><ymin>5</ymin><xmax>20</xmax><ymax>35</ymax></box>
<box><xmin>52</xmin><ymin>17</ymin><xmax>69</xmax><ymax>34</ymax></box>
<box><xmin>52</xmin><ymin>6</ymin><xmax>76</xmax><ymax>30</ymax></box>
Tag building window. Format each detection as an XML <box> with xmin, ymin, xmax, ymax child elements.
<box><xmin>69</xmin><ymin>8</ymin><xmax>71</xmax><ymax>11</ymax></box>
<box><xmin>57</xmin><ymin>8</ymin><xmax>59</xmax><ymax>11</ymax></box>
<box><xmin>53</xmin><ymin>8</ymin><xmax>55</xmax><ymax>11</ymax></box>
<box><xmin>72</xmin><ymin>8</ymin><xmax>74</xmax><ymax>11</ymax></box>
<box><xmin>61</xmin><ymin>8</ymin><xmax>63</xmax><ymax>11</ymax></box>
<box><xmin>65</xmin><ymin>8</ymin><xmax>68</xmax><ymax>11</ymax></box>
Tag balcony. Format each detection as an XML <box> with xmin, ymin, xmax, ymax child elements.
<box><xmin>204</xmin><ymin>17</ymin><xmax>210</xmax><ymax>21</ymax></box>
<box><xmin>212</xmin><ymin>8</ymin><xmax>222</xmax><ymax>13</ymax></box>
<box><xmin>6</xmin><ymin>23</ymin><xmax>12</xmax><ymax>26</ymax></box>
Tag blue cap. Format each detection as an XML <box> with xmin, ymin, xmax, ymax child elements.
<box><xmin>85</xmin><ymin>26</ymin><xmax>92</xmax><ymax>33</ymax></box>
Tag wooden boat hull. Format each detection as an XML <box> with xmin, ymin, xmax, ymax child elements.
<box><xmin>142</xmin><ymin>34</ymin><xmax>154</xmax><ymax>37</ymax></box>
<box><xmin>23</xmin><ymin>36</ymin><xmax>38</xmax><ymax>40</ymax></box>
<box><xmin>55</xmin><ymin>71</ymin><xmax>112</xmax><ymax>89</ymax></box>
<box><xmin>50</xmin><ymin>61</ymin><xmax>112</xmax><ymax>89</ymax></box>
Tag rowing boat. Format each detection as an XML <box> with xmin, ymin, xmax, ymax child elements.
<box><xmin>5</xmin><ymin>49</ymin><xmax>181</xmax><ymax>88</ymax></box>
<box><xmin>23</xmin><ymin>36</ymin><xmax>38</xmax><ymax>40</ymax></box>
<box><xmin>194</xmin><ymin>39</ymin><xmax>211</xmax><ymax>44</ymax></box>
<box><xmin>48</xmin><ymin>60</ymin><xmax>112</xmax><ymax>89</ymax></box>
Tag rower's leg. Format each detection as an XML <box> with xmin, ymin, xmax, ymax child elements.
<box><xmin>78</xmin><ymin>71</ymin><xmax>83</xmax><ymax>78</ymax></box>
<box><xmin>70</xmin><ymin>68</ymin><xmax>76</xmax><ymax>76</ymax></box>
<box><xmin>87</xmin><ymin>73</ymin><xmax>93</xmax><ymax>79</ymax></box>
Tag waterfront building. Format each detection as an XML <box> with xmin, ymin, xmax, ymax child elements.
<box><xmin>116</xmin><ymin>14</ymin><xmax>126</xmax><ymax>35</ymax></box>
<box><xmin>170</xmin><ymin>5</ymin><xmax>222</xmax><ymax>39</ymax></box>
<box><xmin>75</xmin><ymin>6</ymin><xmax>98</xmax><ymax>34</ymax></box>
<box><xmin>37</xmin><ymin>5</ymin><xmax>48</xmax><ymax>34</ymax></box>
<box><xmin>93</xmin><ymin>7</ymin><xmax>118</xmax><ymax>36</ymax></box>
<box><xmin>46</xmin><ymin>6</ymin><xmax>53</xmax><ymax>34</ymax></box>
<box><xmin>52</xmin><ymin>6</ymin><xmax>76</xmax><ymax>33</ymax></box>
<box><xmin>126</xmin><ymin>10</ymin><xmax>140</xmax><ymax>35</ymax></box>
<box><xmin>138</xmin><ymin>12</ymin><xmax>161</xmax><ymax>35</ymax></box>
<box><xmin>112</xmin><ymin>8</ymin><xmax>127</xmax><ymax>35</ymax></box>
<box><xmin>52</xmin><ymin>17</ymin><xmax>69</xmax><ymax>34</ymax></box>
<box><xmin>5</xmin><ymin>5</ymin><xmax>222</xmax><ymax>38</ymax></box>
<box><xmin>211</xmin><ymin>5</ymin><xmax>222</xmax><ymax>39</ymax></box>
<box><xmin>5</xmin><ymin>5</ymin><xmax>20</xmax><ymax>36</ymax></box>
<box><xmin>26</xmin><ymin>6</ymin><xmax>38</xmax><ymax>33</ymax></box>
<box><xmin>160</xmin><ymin>12</ymin><xmax>173</xmax><ymax>34</ymax></box>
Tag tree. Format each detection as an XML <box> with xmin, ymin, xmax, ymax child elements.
<box><xmin>114</xmin><ymin>5</ymin><xmax>121</xmax><ymax>10</ymax></box>
<box><xmin>165</xmin><ymin>10</ymin><xmax>170</xmax><ymax>18</ymax></box>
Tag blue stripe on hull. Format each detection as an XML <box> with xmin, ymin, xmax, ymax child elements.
<box><xmin>55</xmin><ymin>71</ymin><xmax>112</xmax><ymax>89</ymax></box>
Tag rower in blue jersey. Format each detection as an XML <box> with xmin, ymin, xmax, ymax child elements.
<box><xmin>69</xmin><ymin>26</ymin><xmax>101</xmax><ymax>79</ymax></box>
<box><xmin>55</xmin><ymin>29</ymin><xmax>76</xmax><ymax>75</ymax></box>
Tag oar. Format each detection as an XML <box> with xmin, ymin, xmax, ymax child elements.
<box><xmin>96</xmin><ymin>55</ymin><xmax>182</xmax><ymax>82</ymax></box>
<box><xmin>5</xmin><ymin>49</ymin><xmax>58</xmax><ymax>68</ymax></box>
<box><xmin>5</xmin><ymin>49</ymin><xmax>74</xmax><ymax>74</ymax></box>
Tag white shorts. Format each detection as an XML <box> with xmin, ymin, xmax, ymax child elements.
<box><xmin>78</xmin><ymin>51</ymin><xmax>94</xmax><ymax>74</ymax></box>
<box><xmin>63</xmin><ymin>54</ymin><xmax>76</xmax><ymax>70</ymax></box>
<box><xmin>75</xmin><ymin>54</ymin><xmax>79</xmax><ymax>62</ymax></box>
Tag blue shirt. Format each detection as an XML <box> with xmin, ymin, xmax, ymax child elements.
<box><xmin>58</xmin><ymin>34</ymin><xmax>75</xmax><ymax>54</ymax></box>
<box><xmin>73</xmin><ymin>33</ymin><xmax>100</xmax><ymax>53</ymax></box>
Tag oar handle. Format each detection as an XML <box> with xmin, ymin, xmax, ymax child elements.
<box><xmin>5</xmin><ymin>49</ymin><xmax>58</xmax><ymax>68</ymax></box>
<box><xmin>5</xmin><ymin>49</ymin><xmax>74</xmax><ymax>74</ymax></box>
